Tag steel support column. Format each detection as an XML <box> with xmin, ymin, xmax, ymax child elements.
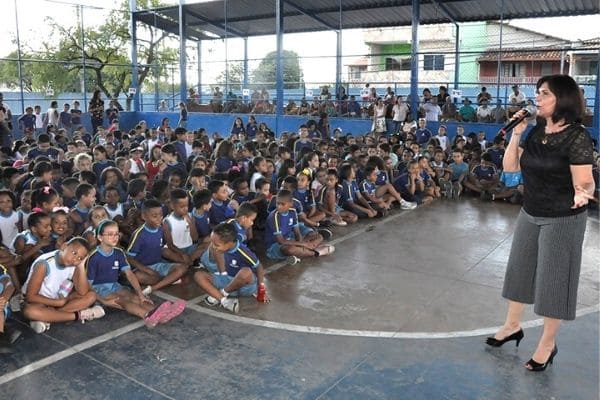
<box><xmin>335</xmin><ymin>0</ymin><xmax>342</xmax><ymax>99</ymax></box>
<box><xmin>495</xmin><ymin>0</ymin><xmax>504</xmax><ymax>105</ymax></box>
<box><xmin>410</xmin><ymin>0</ymin><xmax>420</xmax><ymax>121</ymax></box>
<box><xmin>243</xmin><ymin>38</ymin><xmax>249</xmax><ymax>89</ymax></box>
<box><xmin>197</xmin><ymin>41</ymin><xmax>202</xmax><ymax>104</ymax></box>
<box><xmin>129</xmin><ymin>0</ymin><xmax>140</xmax><ymax>111</ymax></box>
<box><xmin>178</xmin><ymin>0</ymin><xmax>187</xmax><ymax>106</ymax></box>
<box><xmin>275</xmin><ymin>0</ymin><xmax>284</xmax><ymax>135</ymax></box>
<box><xmin>14</xmin><ymin>0</ymin><xmax>25</xmax><ymax>114</ymax></box>
<box><xmin>454</xmin><ymin>24</ymin><xmax>460</xmax><ymax>90</ymax></box>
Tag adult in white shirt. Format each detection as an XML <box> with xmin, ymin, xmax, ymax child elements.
<box><xmin>45</xmin><ymin>100</ymin><xmax>60</xmax><ymax>127</ymax></box>
<box><xmin>422</xmin><ymin>98</ymin><xmax>441</xmax><ymax>122</ymax></box>
<box><xmin>508</xmin><ymin>85</ymin><xmax>526</xmax><ymax>117</ymax></box>
<box><xmin>392</xmin><ymin>95</ymin><xmax>409</xmax><ymax>134</ymax></box>
<box><xmin>477</xmin><ymin>99</ymin><xmax>493</xmax><ymax>122</ymax></box>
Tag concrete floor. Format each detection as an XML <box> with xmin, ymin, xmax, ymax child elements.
<box><xmin>1</xmin><ymin>199</ymin><xmax>598</xmax><ymax>399</ymax></box>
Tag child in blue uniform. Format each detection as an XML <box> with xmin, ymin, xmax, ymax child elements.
<box><xmin>208</xmin><ymin>180</ymin><xmax>236</xmax><ymax>225</ymax></box>
<box><xmin>265</xmin><ymin>190</ymin><xmax>334</xmax><ymax>261</ymax></box>
<box><xmin>194</xmin><ymin>223</ymin><xmax>267</xmax><ymax>314</ymax></box>
<box><xmin>127</xmin><ymin>199</ymin><xmax>188</xmax><ymax>296</ymax></box>
<box><xmin>88</xmin><ymin>220</ymin><xmax>185</xmax><ymax>327</ymax></box>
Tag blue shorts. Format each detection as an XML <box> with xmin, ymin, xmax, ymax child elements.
<box><xmin>213</xmin><ymin>273</ymin><xmax>257</xmax><ymax>297</ymax></box>
<box><xmin>200</xmin><ymin>250</ymin><xmax>218</xmax><ymax>273</ymax></box>
<box><xmin>93</xmin><ymin>282</ymin><xmax>128</xmax><ymax>298</ymax></box>
<box><xmin>181</xmin><ymin>244</ymin><xmax>198</xmax><ymax>255</ymax></box>
<box><xmin>298</xmin><ymin>222</ymin><xmax>314</xmax><ymax>237</ymax></box>
<box><xmin>148</xmin><ymin>262</ymin><xmax>176</xmax><ymax>277</ymax></box>
<box><xmin>266</xmin><ymin>242</ymin><xmax>288</xmax><ymax>260</ymax></box>
<box><xmin>500</xmin><ymin>171</ymin><xmax>523</xmax><ymax>188</ymax></box>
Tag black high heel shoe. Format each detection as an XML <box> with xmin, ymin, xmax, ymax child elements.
<box><xmin>525</xmin><ymin>345</ymin><xmax>558</xmax><ymax>372</ymax></box>
<box><xmin>485</xmin><ymin>328</ymin><xmax>524</xmax><ymax>347</ymax></box>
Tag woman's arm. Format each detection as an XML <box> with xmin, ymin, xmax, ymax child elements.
<box><xmin>571</xmin><ymin>165</ymin><xmax>595</xmax><ymax>208</ymax></box>
<box><xmin>502</xmin><ymin>110</ymin><xmax>528</xmax><ymax>172</ymax></box>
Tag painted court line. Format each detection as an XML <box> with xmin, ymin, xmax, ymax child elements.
<box><xmin>0</xmin><ymin>320</ymin><xmax>144</xmax><ymax>386</ymax></box>
<box><xmin>161</xmin><ymin>294</ymin><xmax>599</xmax><ymax>340</ymax></box>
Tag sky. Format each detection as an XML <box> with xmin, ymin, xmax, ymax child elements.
<box><xmin>0</xmin><ymin>0</ymin><xmax>598</xmax><ymax>89</ymax></box>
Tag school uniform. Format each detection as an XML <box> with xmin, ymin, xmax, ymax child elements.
<box><xmin>87</xmin><ymin>246</ymin><xmax>130</xmax><ymax>297</ymax></box>
<box><xmin>264</xmin><ymin>209</ymin><xmax>299</xmax><ymax>260</ymax></box>
<box><xmin>0</xmin><ymin>211</ymin><xmax>20</xmax><ymax>250</ymax></box>
<box><xmin>212</xmin><ymin>241</ymin><xmax>259</xmax><ymax>297</ymax></box>
<box><xmin>209</xmin><ymin>199</ymin><xmax>235</xmax><ymax>225</ymax></box>
<box><xmin>22</xmin><ymin>250</ymin><xmax>75</xmax><ymax>299</ymax></box>
<box><xmin>127</xmin><ymin>224</ymin><xmax>174</xmax><ymax>277</ymax></box>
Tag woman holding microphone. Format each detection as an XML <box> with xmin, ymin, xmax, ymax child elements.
<box><xmin>486</xmin><ymin>75</ymin><xmax>595</xmax><ymax>371</ymax></box>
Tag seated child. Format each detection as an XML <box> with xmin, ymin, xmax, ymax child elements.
<box><xmin>69</xmin><ymin>183</ymin><xmax>97</xmax><ymax>235</ymax></box>
<box><xmin>22</xmin><ymin>237</ymin><xmax>105</xmax><ymax>333</ymax></box>
<box><xmin>87</xmin><ymin>220</ymin><xmax>185</xmax><ymax>327</ymax></box>
<box><xmin>208</xmin><ymin>180</ymin><xmax>236</xmax><ymax>225</ymax></box>
<box><xmin>0</xmin><ymin>190</ymin><xmax>21</xmax><ymax>252</ymax></box>
<box><xmin>50</xmin><ymin>209</ymin><xmax>71</xmax><ymax>249</ymax></box>
<box><xmin>393</xmin><ymin>160</ymin><xmax>433</xmax><ymax>205</ymax></box>
<box><xmin>192</xmin><ymin>189</ymin><xmax>212</xmax><ymax>243</ymax></box>
<box><xmin>163</xmin><ymin>189</ymin><xmax>204</xmax><ymax>266</ymax></box>
<box><xmin>463</xmin><ymin>152</ymin><xmax>500</xmax><ymax>199</ymax></box>
<box><xmin>103</xmin><ymin>186</ymin><xmax>125</xmax><ymax>221</ymax></box>
<box><xmin>317</xmin><ymin>169</ymin><xmax>357</xmax><ymax>226</ymax></box>
<box><xmin>194</xmin><ymin>223</ymin><xmax>268</xmax><ymax>314</ymax></box>
<box><xmin>368</xmin><ymin>156</ymin><xmax>417</xmax><ymax>210</ymax></box>
<box><xmin>224</xmin><ymin>202</ymin><xmax>258</xmax><ymax>245</ymax></box>
<box><xmin>417</xmin><ymin>156</ymin><xmax>441</xmax><ymax>199</ymax></box>
<box><xmin>82</xmin><ymin>206</ymin><xmax>110</xmax><ymax>248</ymax></box>
<box><xmin>0</xmin><ymin>264</ymin><xmax>18</xmax><ymax>350</ymax></box>
<box><xmin>444</xmin><ymin>149</ymin><xmax>469</xmax><ymax>198</ymax></box>
<box><xmin>265</xmin><ymin>190</ymin><xmax>334</xmax><ymax>262</ymax></box>
<box><xmin>360</xmin><ymin>165</ymin><xmax>392</xmax><ymax>215</ymax></box>
<box><xmin>338</xmin><ymin>164</ymin><xmax>378</xmax><ymax>219</ymax></box>
<box><xmin>17</xmin><ymin>190</ymin><xmax>33</xmax><ymax>231</ymax></box>
<box><xmin>127</xmin><ymin>199</ymin><xmax>188</xmax><ymax>296</ymax></box>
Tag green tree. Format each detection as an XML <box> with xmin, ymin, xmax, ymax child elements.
<box><xmin>216</xmin><ymin>62</ymin><xmax>244</xmax><ymax>91</ymax></box>
<box><xmin>0</xmin><ymin>0</ymin><xmax>178</xmax><ymax>100</ymax></box>
<box><xmin>252</xmin><ymin>50</ymin><xmax>303</xmax><ymax>89</ymax></box>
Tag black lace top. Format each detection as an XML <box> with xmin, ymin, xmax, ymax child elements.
<box><xmin>519</xmin><ymin>123</ymin><xmax>594</xmax><ymax>217</ymax></box>
<box><xmin>520</xmin><ymin>124</ymin><xmax>594</xmax><ymax>217</ymax></box>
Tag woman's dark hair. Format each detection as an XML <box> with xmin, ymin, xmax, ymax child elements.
<box><xmin>536</xmin><ymin>74</ymin><xmax>584</xmax><ymax>125</ymax></box>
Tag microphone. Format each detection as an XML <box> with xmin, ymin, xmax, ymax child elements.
<box><xmin>499</xmin><ymin>110</ymin><xmax>531</xmax><ymax>135</ymax></box>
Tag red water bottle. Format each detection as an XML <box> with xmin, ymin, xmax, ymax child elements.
<box><xmin>256</xmin><ymin>283</ymin><xmax>267</xmax><ymax>302</ymax></box>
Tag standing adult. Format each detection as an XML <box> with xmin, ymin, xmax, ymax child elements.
<box><xmin>89</xmin><ymin>90</ymin><xmax>105</xmax><ymax>134</ymax></box>
<box><xmin>486</xmin><ymin>75</ymin><xmax>595</xmax><ymax>372</ymax></box>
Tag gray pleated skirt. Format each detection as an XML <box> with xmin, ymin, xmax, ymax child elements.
<box><xmin>502</xmin><ymin>208</ymin><xmax>588</xmax><ymax>320</ymax></box>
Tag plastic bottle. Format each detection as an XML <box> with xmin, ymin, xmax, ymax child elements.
<box><xmin>256</xmin><ymin>283</ymin><xmax>266</xmax><ymax>302</ymax></box>
<box><xmin>57</xmin><ymin>279</ymin><xmax>74</xmax><ymax>298</ymax></box>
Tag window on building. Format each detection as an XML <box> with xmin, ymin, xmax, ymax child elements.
<box><xmin>502</xmin><ymin>62</ymin><xmax>525</xmax><ymax>77</ymax></box>
<box><xmin>348</xmin><ymin>66</ymin><xmax>367</xmax><ymax>80</ymax></box>
<box><xmin>385</xmin><ymin>57</ymin><xmax>401</xmax><ymax>71</ymax></box>
<box><xmin>423</xmin><ymin>54</ymin><xmax>445</xmax><ymax>71</ymax></box>
<box><xmin>540</xmin><ymin>62</ymin><xmax>553</xmax><ymax>76</ymax></box>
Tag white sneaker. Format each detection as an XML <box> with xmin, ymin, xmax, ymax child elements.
<box><xmin>142</xmin><ymin>286</ymin><xmax>153</xmax><ymax>296</ymax></box>
<box><xmin>204</xmin><ymin>295</ymin><xmax>219</xmax><ymax>306</ymax></box>
<box><xmin>316</xmin><ymin>244</ymin><xmax>335</xmax><ymax>256</ymax></box>
<box><xmin>30</xmin><ymin>321</ymin><xmax>50</xmax><ymax>334</ymax></box>
<box><xmin>332</xmin><ymin>219</ymin><xmax>347</xmax><ymax>226</ymax></box>
<box><xmin>400</xmin><ymin>199</ymin><xmax>418</xmax><ymax>210</ymax></box>
<box><xmin>286</xmin><ymin>256</ymin><xmax>301</xmax><ymax>265</ymax></box>
<box><xmin>220</xmin><ymin>297</ymin><xmax>239</xmax><ymax>313</ymax></box>
<box><xmin>78</xmin><ymin>305</ymin><xmax>106</xmax><ymax>323</ymax></box>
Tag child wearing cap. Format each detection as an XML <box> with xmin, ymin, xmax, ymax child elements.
<box><xmin>124</xmin><ymin>146</ymin><xmax>146</xmax><ymax>179</ymax></box>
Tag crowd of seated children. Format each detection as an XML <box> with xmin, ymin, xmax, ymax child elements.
<box><xmin>0</xmin><ymin>110</ymin><xmax>565</xmax><ymax>352</ymax></box>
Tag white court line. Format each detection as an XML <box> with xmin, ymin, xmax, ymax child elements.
<box><xmin>154</xmin><ymin>291</ymin><xmax>599</xmax><ymax>339</ymax></box>
<box><xmin>0</xmin><ymin>320</ymin><xmax>144</xmax><ymax>386</ymax></box>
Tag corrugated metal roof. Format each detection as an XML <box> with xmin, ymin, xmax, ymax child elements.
<box><xmin>477</xmin><ymin>50</ymin><xmax>564</xmax><ymax>62</ymax></box>
<box><xmin>135</xmin><ymin>0</ymin><xmax>600</xmax><ymax>40</ymax></box>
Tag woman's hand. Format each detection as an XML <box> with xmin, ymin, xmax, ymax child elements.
<box><xmin>510</xmin><ymin>109</ymin><xmax>529</xmax><ymax>136</ymax></box>
<box><xmin>572</xmin><ymin>185</ymin><xmax>595</xmax><ymax>209</ymax></box>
